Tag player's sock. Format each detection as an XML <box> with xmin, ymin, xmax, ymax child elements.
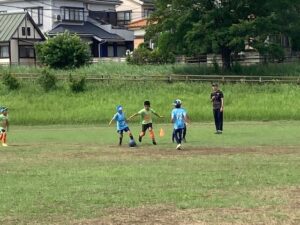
<box><xmin>119</xmin><ymin>133</ymin><xmax>123</xmax><ymax>146</ymax></box>
<box><xmin>149</xmin><ymin>130</ymin><xmax>155</xmax><ymax>139</ymax></box>
<box><xmin>172</xmin><ymin>130</ymin><xmax>175</xmax><ymax>143</ymax></box>
<box><xmin>149</xmin><ymin>130</ymin><xmax>156</xmax><ymax>145</ymax></box>
<box><xmin>139</xmin><ymin>132</ymin><xmax>145</xmax><ymax>142</ymax></box>
<box><xmin>0</xmin><ymin>133</ymin><xmax>6</xmax><ymax>144</ymax></box>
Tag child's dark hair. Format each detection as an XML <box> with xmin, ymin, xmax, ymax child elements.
<box><xmin>175</xmin><ymin>104</ymin><xmax>181</xmax><ymax>108</ymax></box>
<box><xmin>144</xmin><ymin>100</ymin><xmax>150</xmax><ymax>106</ymax></box>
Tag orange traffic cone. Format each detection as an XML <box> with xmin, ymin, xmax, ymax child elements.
<box><xmin>159</xmin><ymin>128</ymin><xmax>165</xmax><ymax>137</ymax></box>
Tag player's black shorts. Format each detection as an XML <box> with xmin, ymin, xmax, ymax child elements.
<box><xmin>117</xmin><ymin>127</ymin><xmax>130</xmax><ymax>134</ymax></box>
<box><xmin>142</xmin><ymin>123</ymin><xmax>153</xmax><ymax>132</ymax></box>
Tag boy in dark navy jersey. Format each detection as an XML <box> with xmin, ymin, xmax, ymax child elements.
<box><xmin>211</xmin><ymin>83</ymin><xmax>224</xmax><ymax>134</ymax></box>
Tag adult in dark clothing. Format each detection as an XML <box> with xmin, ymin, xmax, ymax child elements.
<box><xmin>211</xmin><ymin>83</ymin><xmax>224</xmax><ymax>134</ymax></box>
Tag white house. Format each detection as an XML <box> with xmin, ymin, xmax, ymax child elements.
<box><xmin>0</xmin><ymin>0</ymin><xmax>134</xmax><ymax>57</ymax></box>
<box><xmin>0</xmin><ymin>12</ymin><xmax>45</xmax><ymax>65</ymax></box>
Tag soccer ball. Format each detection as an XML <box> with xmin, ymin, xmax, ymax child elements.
<box><xmin>129</xmin><ymin>139</ymin><xmax>137</xmax><ymax>147</ymax></box>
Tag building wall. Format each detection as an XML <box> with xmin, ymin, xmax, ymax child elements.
<box><xmin>116</xmin><ymin>0</ymin><xmax>142</xmax><ymax>21</ymax></box>
<box><xmin>10</xmin><ymin>39</ymin><xmax>19</xmax><ymax>64</ymax></box>
<box><xmin>116</xmin><ymin>0</ymin><xmax>154</xmax><ymax>22</ymax></box>
<box><xmin>0</xmin><ymin>58</ymin><xmax>10</xmax><ymax>64</ymax></box>
<box><xmin>134</xmin><ymin>37</ymin><xmax>144</xmax><ymax>49</ymax></box>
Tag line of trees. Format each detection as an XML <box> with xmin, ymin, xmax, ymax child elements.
<box><xmin>146</xmin><ymin>0</ymin><xmax>300</xmax><ymax>69</ymax></box>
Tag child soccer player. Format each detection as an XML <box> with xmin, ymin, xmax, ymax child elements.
<box><xmin>171</xmin><ymin>99</ymin><xmax>188</xmax><ymax>150</ymax></box>
<box><xmin>128</xmin><ymin>100</ymin><xmax>163</xmax><ymax>145</ymax></box>
<box><xmin>0</xmin><ymin>107</ymin><xmax>9</xmax><ymax>147</ymax></box>
<box><xmin>172</xmin><ymin>104</ymin><xmax>188</xmax><ymax>143</ymax></box>
<box><xmin>109</xmin><ymin>105</ymin><xmax>135</xmax><ymax>146</ymax></box>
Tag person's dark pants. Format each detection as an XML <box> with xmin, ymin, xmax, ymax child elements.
<box><xmin>183</xmin><ymin>125</ymin><xmax>187</xmax><ymax>139</ymax></box>
<box><xmin>172</xmin><ymin>124</ymin><xmax>187</xmax><ymax>142</ymax></box>
<box><xmin>174</xmin><ymin>128</ymin><xmax>183</xmax><ymax>144</ymax></box>
<box><xmin>213</xmin><ymin>108</ymin><xmax>223</xmax><ymax>131</ymax></box>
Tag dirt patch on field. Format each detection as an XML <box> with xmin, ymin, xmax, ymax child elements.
<box><xmin>72</xmin><ymin>187</ymin><xmax>300</xmax><ymax>225</ymax></box>
<box><xmin>37</xmin><ymin>144</ymin><xmax>299</xmax><ymax>161</ymax></box>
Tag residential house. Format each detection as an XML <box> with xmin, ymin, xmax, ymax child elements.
<box><xmin>0</xmin><ymin>12</ymin><xmax>45</xmax><ymax>65</ymax></box>
<box><xmin>127</xmin><ymin>18</ymin><xmax>148</xmax><ymax>49</ymax></box>
<box><xmin>117</xmin><ymin>0</ymin><xmax>154</xmax><ymax>48</ymax></box>
<box><xmin>0</xmin><ymin>0</ymin><xmax>134</xmax><ymax>57</ymax></box>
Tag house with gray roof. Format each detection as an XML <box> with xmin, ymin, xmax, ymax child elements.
<box><xmin>0</xmin><ymin>0</ymin><xmax>134</xmax><ymax>58</ymax></box>
<box><xmin>0</xmin><ymin>12</ymin><xmax>45</xmax><ymax>65</ymax></box>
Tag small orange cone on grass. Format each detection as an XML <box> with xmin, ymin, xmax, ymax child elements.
<box><xmin>159</xmin><ymin>128</ymin><xmax>165</xmax><ymax>137</ymax></box>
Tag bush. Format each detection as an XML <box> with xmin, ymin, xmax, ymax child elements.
<box><xmin>127</xmin><ymin>46</ymin><xmax>175</xmax><ymax>65</ymax></box>
<box><xmin>38</xmin><ymin>68</ymin><xmax>57</xmax><ymax>92</ymax></box>
<box><xmin>36</xmin><ymin>31</ymin><xmax>91</xmax><ymax>69</ymax></box>
<box><xmin>69</xmin><ymin>74</ymin><xmax>86</xmax><ymax>93</ymax></box>
<box><xmin>2</xmin><ymin>71</ymin><xmax>20</xmax><ymax>90</ymax></box>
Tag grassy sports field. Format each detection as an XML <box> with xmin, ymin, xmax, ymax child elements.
<box><xmin>0</xmin><ymin>121</ymin><xmax>299</xmax><ymax>225</ymax></box>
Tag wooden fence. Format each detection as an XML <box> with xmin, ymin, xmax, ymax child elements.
<box><xmin>1</xmin><ymin>73</ymin><xmax>300</xmax><ymax>84</ymax></box>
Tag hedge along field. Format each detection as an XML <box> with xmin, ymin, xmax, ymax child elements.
<box><xmin>1</xmin><ymin>80</ymin><xmax>300</xmax><ymax>125</ymax></box>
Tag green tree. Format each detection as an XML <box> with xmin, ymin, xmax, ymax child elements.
<box><xmin>147</xmin><ymin>0</ymin><xmax>300</xmax><ymax>69</ymax></box>
<box><xmin>36</xmin><ymin>31</ymin><xmax>91</xmax><ymax>69</ymax></box>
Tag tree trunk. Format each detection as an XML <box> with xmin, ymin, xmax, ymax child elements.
<box><xmin>221</xmin><ymin>47</ymin><xmax>232</xmax><ymax>70</ymax></box>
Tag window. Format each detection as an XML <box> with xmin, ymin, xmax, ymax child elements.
<box><xmin>61</xmin><ymin>7</ymin><xmax>84</xmax><ymax>22</ymax></box>
<box><xmin>19</xmin><ymin>46</ymin><xmax>35</xmax><ymax>58</ymax></box>
<box><xmin>21</xmin><ymin>27</ymin><xmax>31</xmax><ymax>36</ymax></box>
<box><xmin>0</xmin><ymin>46</ymin><xmax>9</xmax><ymax>58</ymax></box>
<box><xmin>143</xmin><ymin>8</ymin><xmax>154</xmax><ymax>18</ymax></box>
<box><xmin>22</xmin><ymin>27</ymin><xmax>26</xmax><ymax>36</ymax></box>
<box><xmin>25</xmin><ymin>7</ymin><xmax>43</xmax><ymax>26</ymax></box>
<box><xmin>117</xmin><ymin>11</ymin><xmax>132</xmax><ymax>26</ymax></box>
<box><xmin>27</xmin><ymin>27</ymin><xmax>31</xmax><ymax>36</ymax></box>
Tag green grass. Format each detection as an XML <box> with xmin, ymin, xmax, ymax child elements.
<box><xmin>2</xmin><ymin>62</ymin><xmax>300</xmax><ymax>77</ymax></box>
<box><xmin>0</xmin><ymin>122</ymin><xmax>299</xmax><ymax>224</ymax></box>
<box><xmin>0</xmin><ymin>82</ymin><xmax>299</xmax><ymax>125</ymax></box>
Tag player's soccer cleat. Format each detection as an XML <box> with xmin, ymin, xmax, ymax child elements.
<box><xmin>152</xmin><ymin>140</ymin><xmax>157</xmax><ymax>145</ymax></box>
<box><xmin>138</xmin><ymin>136</ymin><xmax>142</xmax><ymax>142</ymax></box>
<box><xmin>176</xmin><ymin>144</ymin><xmax>182</xmax><ymax>150</ymax></box>
<box><xmin>2</xmin><ymin>143</ymin><xmax>8</xmax><ymax>147</ymax></box>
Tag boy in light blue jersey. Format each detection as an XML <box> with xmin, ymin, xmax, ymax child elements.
<box><xmin>171</xmin><ymin>99</ymin><xmax>188</xmax><ymax>150</ymax></box>
<box><xmin>172</xmin><ymin>107</ymin><xmax>188</xmax><ymax>143</ymax></box>
<box><xmin>109</xmin><ymin>105</ymin><xmax>135</xmax><ymax>146</ymax></box>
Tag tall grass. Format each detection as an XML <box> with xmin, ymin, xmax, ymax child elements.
<box><xmin>1</xmin><ymin>62</ymin><xmax>300</xmax><ymax>77</ymax></box>
<box><xmin>0</xmin><ymin>81</ymin><xmax>299</xmax><ymax>125</ymax></box>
